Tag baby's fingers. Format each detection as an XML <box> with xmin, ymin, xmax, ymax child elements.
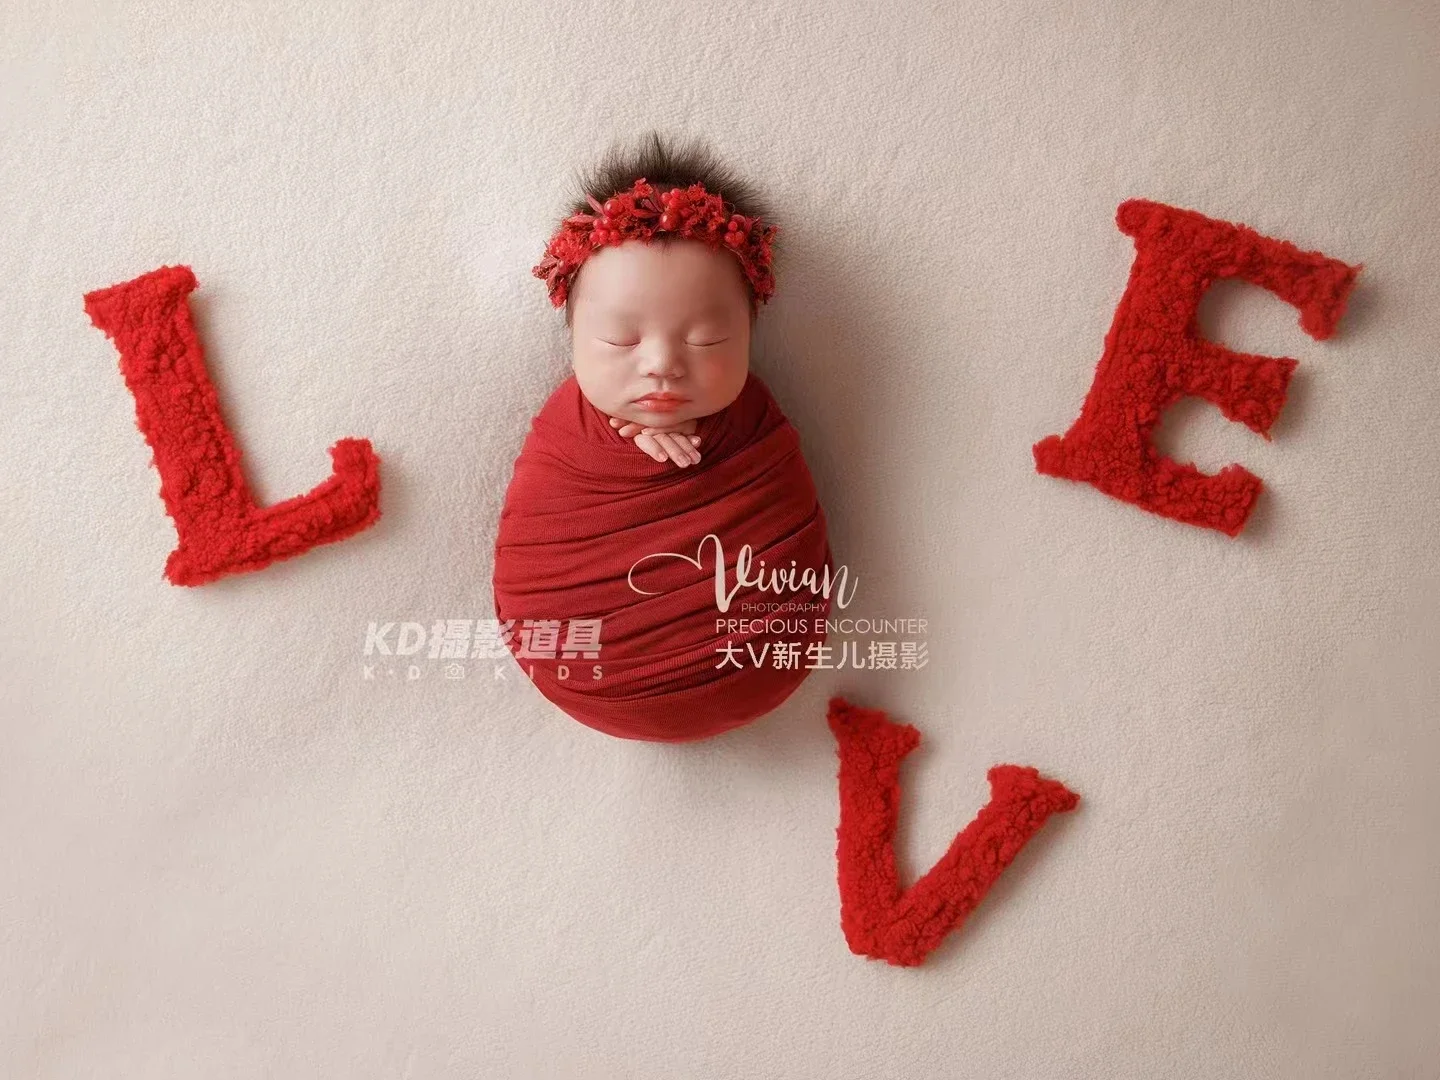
<box><xmin>642</xmin><ymin>428</ymin><xmax>702</xmax><ymax>448</ymax></box>
<box><xmin>633</xmin><ymin>433</ymin><xmax>668</xmax><ymax>463</ymax></box>
<box><xmin>639</xmin><ymin>418</ymin><xmax>698</xmax><ymax>436</ymax></box>
<box><xmin>653</xmin><ymin>431</ymin><xmax>702</xmax><ymax>467</ymax></box>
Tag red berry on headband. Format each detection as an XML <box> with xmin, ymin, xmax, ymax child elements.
<box><xmin>603</xmin><ymin>198</ymin><xmax>621</xmax><ymax>216</ymax></box>
<box><xmin>659</xmin><ymin>212</ymin><xmax>677</xmax><ymax>230</ymax></box>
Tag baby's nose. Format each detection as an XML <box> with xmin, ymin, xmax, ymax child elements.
<box><xmin>639</xmin><ymin>351</ymin><xmax>686</xmax><ymax>378</ymax></box>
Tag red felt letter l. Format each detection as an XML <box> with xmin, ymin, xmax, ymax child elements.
<box><xmin>84</xmin><ymin>265</ymin><xmax>381</xmax><ymax>586</ymax></box>
<box><xmin>1033</xmin><ymin>199</ymin><xmax>1362</xmax><ymax>537</ymax></box>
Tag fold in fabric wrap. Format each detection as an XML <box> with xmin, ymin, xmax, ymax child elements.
<box><xmin>493</xmin><ymin>371</ymin><xmax>833</xmax><ymax>742</ymax></box>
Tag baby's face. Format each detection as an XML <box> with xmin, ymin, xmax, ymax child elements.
<box><xmin>568</xmin><ymin>239</ymin><xmax>753</xmax><ymax>428</ymax></box>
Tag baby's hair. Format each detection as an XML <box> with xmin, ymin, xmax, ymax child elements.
<box><xmin>560</xmin><ymin>129</ymin><xmax>774</xmax><ymax>328</ymax></box>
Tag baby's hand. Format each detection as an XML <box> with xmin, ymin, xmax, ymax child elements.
<box><xmin>608</xmin><ymin>415</ymin><xmax>702</xmax><ymax>467</ymax></box>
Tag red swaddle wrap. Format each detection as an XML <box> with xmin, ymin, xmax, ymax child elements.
<box><xmin>493</xmin><ymin>370</ymin><xmax>833</xmax><ymax>742</ymax></box>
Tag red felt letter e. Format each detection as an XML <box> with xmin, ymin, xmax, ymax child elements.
<box><xmin>84</xmin><ymin>265</ymin><xmax>381</xmax><ymax>586</ymax></box>
<box><xmin>1033</xmin><ymin>199</ymin><xmax>1362</xmax><ymax>537</ymax></box>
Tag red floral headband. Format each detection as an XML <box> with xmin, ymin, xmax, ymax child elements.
<box><xmin>532</xmin><ymin>177</ymin><xmax>778</xmax><ymax>314</ymax></box>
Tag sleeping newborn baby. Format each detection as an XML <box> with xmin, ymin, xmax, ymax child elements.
<box><xmin>577</xmin><ymin>228</ymin><xmax>742</xmax><ymax>468</ymax></box>
<box><xmin>493</xmin><ymin>132</ymin><xmax>833</xmax><ymax>742</ymax></box>
<box><xmin>539</xmin><ymin>135</ymin><xmax>780</xmax><ymax>467</ymax></box>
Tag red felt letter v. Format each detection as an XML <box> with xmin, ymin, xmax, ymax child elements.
<box><xmin>1033</xmin><ymin>199</ymin><xmax>1362</xmax><ymax>537</ymax></box>
<box><xmin>84</xmin><ymin>265</ymin><xmax>381</xmax><ymax>586</ymax></box>
<box><xmin>828</xmin><ymin>696</ymin><xmax>1079</xmax><ymax>967</ymax></box>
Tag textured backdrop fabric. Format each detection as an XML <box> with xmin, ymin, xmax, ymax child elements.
<box><xmin>493</xmin><ymin>370</ymin><xmax>833</xmax><ymax>742</ymax></box>
<box><xmin>2</xmin><ymin>2</ymin><xmax>1439</xmax><ymax>1077</ymax></box>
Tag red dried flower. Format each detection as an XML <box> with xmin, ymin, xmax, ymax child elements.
<box><xmin>532</xmin><ymin>177</ymin><xmax>778</xmax><ymax>314</ymax></box>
